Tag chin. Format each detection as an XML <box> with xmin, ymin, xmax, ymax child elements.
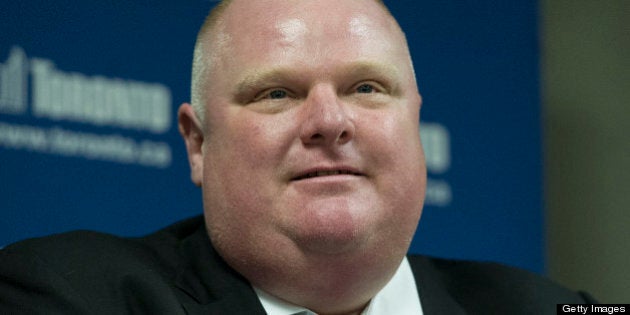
<box><xmin>289</xmin><ymin>215</ymin><xmax>382</xmax><ymax>256</ymax></box>
<box><xmin>293</xmin><ymin>226</ymin><xmax>368</xmax><ymax>256</ymax></box>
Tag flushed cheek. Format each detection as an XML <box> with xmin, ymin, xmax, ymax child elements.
<box><xmin>357</xmin><ymin>111</ymin><xmax>417</xmax><ymax>162</ymax></box>
<box><xmin>204</xmin><ymin>113</ymin><xmax>296</xmax><ymax>218</ymax></box>
<box><xmin>214</xmin><ymin>112</ymin><xmax>293</xmax><ymax>174</ymax></box>
<box><xmin>202</xmin><ymin>146</ymin><xmax>279</xmax><ymax>249</ymax></box>
<box><xmin>357</xmin><ymin>110</ymin><xmax>424</xmax><ymax>204</ymax></box>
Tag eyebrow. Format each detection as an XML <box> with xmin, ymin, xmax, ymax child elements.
<box><xmin>339</xmin><ymin>61</ymin><xmax>401</xmax><ymax>85</ymax></box>
<box><xmin>235</xmin><ymin>67</ymin><xmax>302</xmax><ymax>99</ymax></box>
<box><xmin>233</xmin><ymin>61</ymin><xmax>402</xmax><ymax>98</ymax></box>
<box><xmin>340</xmin><ymin>61</ymin><xmax>403</xmax><ymax>95</ymax></box>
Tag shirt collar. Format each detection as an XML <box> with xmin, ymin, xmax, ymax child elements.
<box><xmin>254</xmin><ymin>256</ymin><xmax>423</xmax><ymax>315</ymax></box>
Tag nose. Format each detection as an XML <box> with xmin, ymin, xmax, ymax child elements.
<box><xmin>299</xmin><ymin>85</ymin><xmax>355</xmax><ymax>147</ymax></box>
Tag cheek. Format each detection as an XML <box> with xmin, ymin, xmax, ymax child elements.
<box><xmin>358</xmin><ymin>107</ymin><xmax>425</xmax><ymax>209</ymax></box>
<box><xmin>359</xmin><ymin>108</ymin><xmax>421</xmax><ymax>162</ymax></box>
<box><xmin>201</xmin><ymin>122</ymin><xmax>275</xmax><ymax>250</ymax></box>
<box><xmin>202</xmin><ymin>113</ymin><xmax>304</xmax><ymax>260</ymax></box>
<box><xmin>208</xmin><ymin>111</ymin><xmax>292</xmax><ymax>172</ymax></box>
<box><xmin>202</xmin><ymin>111</ymin><xmax>296</xmax><ymax>218</ymax></box>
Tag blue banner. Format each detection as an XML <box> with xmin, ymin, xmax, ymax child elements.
<box><xmin>1</xmin><ymin>1</ymin><xmax>542</xmax><ymax>272</ymax></box>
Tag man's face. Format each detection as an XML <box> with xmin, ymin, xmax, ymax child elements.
<box><xmin>187</xmin><ymin>0</ymin><xmax>425</xmax><ymax>284</ymax></box>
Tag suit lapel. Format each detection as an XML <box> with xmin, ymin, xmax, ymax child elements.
<box><xmin>173</xmin><ymin>226</ymin><xmax>266</xmax><ymax>315</ymax></box>
<box><xmin>408</xmin><ymin>255</ymin><xmax>468</xmax><ymax>315</ymax></box>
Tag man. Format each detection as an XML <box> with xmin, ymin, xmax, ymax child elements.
<box><xmin>0</xmin><ymin>0</ymin><xmax>594</xmax><ymax>314</ymax></box>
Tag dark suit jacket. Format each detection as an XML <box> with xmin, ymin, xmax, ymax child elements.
<box><xmin>0</xmin><ymin>216</ymin><xmax>595</xmax><ymax>314</ymax></box>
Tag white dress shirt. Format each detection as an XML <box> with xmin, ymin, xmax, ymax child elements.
<box><xmin>254</xmin><ymin>257</ymin><xmax>424</xmax><ymax>315</ymax></box>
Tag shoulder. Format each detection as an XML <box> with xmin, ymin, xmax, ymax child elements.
<box><xmin>407</xmin><ymin>255</ymin><xmax>596</xmax><ymax>314</ymax></box>
<box><xmin>2</xmin><ymin>216</ymin><xmax>204</xmax><ymax>271</ymax></box>
<box><xmin>4</xmin><ymin>230</ymin><xmax>148</xmax><ymax>269</ymax></box>
<box><xmin>0</xmin><ymin>216</ymin><xmax>206</xmax><ymax>314</ymax></box>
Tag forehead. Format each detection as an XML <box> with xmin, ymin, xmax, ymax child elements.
<box><xmin>213</xmin><ymin>0</ymin><xmax>402</xmax><ymax>57</ymax></box>
<box><xmin>200</xmin><ymin>0</ymin><xmax>412</xmax><ymax>97</ymax></box>
<box><xmin>220</xmin><ymin>0</ymin><xmax>393</xmax><ymax>32</ymax></box>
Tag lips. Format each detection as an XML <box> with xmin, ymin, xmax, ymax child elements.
<box><xmin>292</xmin><ymin>168</ymin><xmax>364</xmax><ymax>181</ymax></box>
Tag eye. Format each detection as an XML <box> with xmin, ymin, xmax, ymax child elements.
<box><xmin>355</xmin><ymin>83</ymin><xmax>376</xmax><ymax>94</ymax></box>
<box><xmin>252</xmin><ymin>88</ymin><xmax>291</xmax><ymax>103</ymax></box>
<box><xmin>267</xmin><ymin>89</ymin><xmax>288</xmax><ymax>99</ymax></box>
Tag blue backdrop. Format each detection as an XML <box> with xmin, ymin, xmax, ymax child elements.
<box><xmin>1</xmin><ymin>1</ymin><xmax>543</xmax><ymax>273</ymax></box>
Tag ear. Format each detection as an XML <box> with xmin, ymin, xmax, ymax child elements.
<box><xmin>178</xmin><ymin>103</ymin><xmax>204</xmax><ymax>187</ymax></box>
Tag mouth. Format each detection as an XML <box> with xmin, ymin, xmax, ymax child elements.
<box><xmin>292</xmin><ymin>169</ymin><xmax>364</xmax><ymax>181</ymax></box>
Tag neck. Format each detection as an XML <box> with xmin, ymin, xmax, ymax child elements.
<box><xmin>250</xmin><ymin>251</ymin><xmax>402</xmax><ymax>315</ymax></box>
